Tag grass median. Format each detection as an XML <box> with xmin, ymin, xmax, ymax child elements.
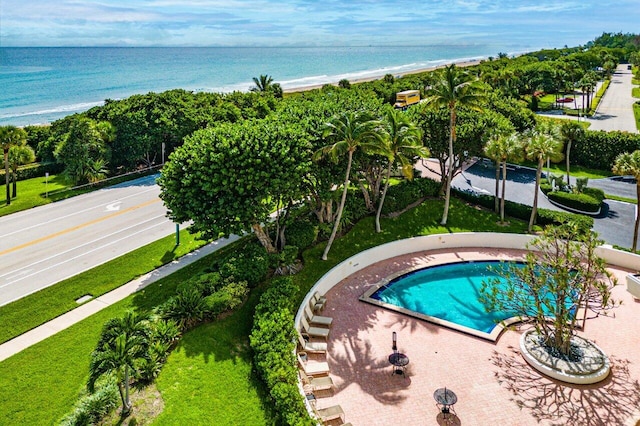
<box><xmin>0</xmin><ymin>229</ymin><xmax>208</xmax><ymax>344</ymax></box>
<box><xmin>0</xmin><ymin>197</ymin><xmax>529</xmax><ymax>425</ymax></box>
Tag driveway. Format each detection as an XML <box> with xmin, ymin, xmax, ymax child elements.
<box><xmin>452</xmin><ymin>162</ymin><xmax>638</xmax><ymax>250</ymax></box>
<box><xmin>588</xmin><ymin>64</ymin><xmax>638</xmax><ymax>133</ymax></box>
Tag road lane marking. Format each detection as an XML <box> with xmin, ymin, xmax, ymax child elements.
<box><xmin>0</xmin><ymin>198</ymin><xmax>161</xmax><ymax>256</ymax></box>
<box><xmin>0</xmin><ymin>214</ymin><xmax>168</xmax><ymax>280</ymax></box>
<box><xmin>0</xmin><ymin>218</ymin><xmax>172</xmax><ymax>299</ymax></box>
<box><xmin>0</xmin><ymin>186</ymin><xmax>159</xmax><ymax>239</ymax></box>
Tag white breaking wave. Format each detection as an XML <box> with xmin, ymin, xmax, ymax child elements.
<box><xmin>0</xmin><ymin>101</ymin><xmax>105</xmax><ymax>120</ymax></box>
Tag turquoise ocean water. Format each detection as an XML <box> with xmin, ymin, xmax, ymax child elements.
<box><xmin>0</xmin><ymin>44</ymin><xmax>525</xmax><ymax>126</ymax></box>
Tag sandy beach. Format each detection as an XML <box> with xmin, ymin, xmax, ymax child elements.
<box><xmin>283</xmin><ymin>58</ymin><xmax>483</xmax><ymax>93</ymax></box>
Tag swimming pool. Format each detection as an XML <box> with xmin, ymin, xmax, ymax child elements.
<box><xmin>360</xmin><ymin>260</ymin><xmax>525</xmax><ymax>340</ymax></box>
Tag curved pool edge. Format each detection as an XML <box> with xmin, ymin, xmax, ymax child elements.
<box><xmin>295</xmin><ymin>232</ymin><xmax>640</xmax><ymax>334</ymax></box>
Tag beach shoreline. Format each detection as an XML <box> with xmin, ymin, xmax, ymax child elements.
<box><xmin>283</xmin><ymin>58</ymin><xmax>483</xmax><ymax>93</ymax></box>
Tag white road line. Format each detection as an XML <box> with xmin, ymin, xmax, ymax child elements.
<box><xmin>0</xmin><ymin>214</ymin><xmax>168</xmax><ymax>280</ymax></box>
<box><xmin>0</xmin><ymin>219</ymin><xmax>174</xmax><ymax>306</ymax></box>
<box><xmin>0</xmin><ymin>186</ymin><xmax>159</xmax><ymax>238</ymax></box>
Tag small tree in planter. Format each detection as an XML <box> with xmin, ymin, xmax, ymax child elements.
<box><xmin>480</xmin><ymin>223</ymin><xmax>618</xmax><ymax>382</ymax></box>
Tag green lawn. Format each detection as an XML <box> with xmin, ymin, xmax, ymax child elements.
<box><xmin>0</xmin><ymin>230</ymin><xmax>208</xmax><ymax>344</ymax></box>
<box><xmin>632</xmin><ymin>87</ymin><xmax>640</xmax><ymax>98</ymax></box>
<box><xmin>0</xmin><ymin>197</ymin><xmax>529</xmax><ymax>425</ymax></box>
<box><xmin>0</xmin><ymin>174</ymin><xmax>70</xmax><ymax>216</ymax></box>
<box><xmin>634</xmin><ymin>103</ymin><xmax>640</xmax><ymax>132</ymax></box>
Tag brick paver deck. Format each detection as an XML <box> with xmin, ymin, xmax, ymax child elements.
<box><xmin>309</xmin><ymin>248</ymin><xmax>640</xmax><ymax>426</ymax></box>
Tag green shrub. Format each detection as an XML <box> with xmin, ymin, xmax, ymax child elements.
<box><xmin>204</xmin><ymin>281</ymin><xmax>248</xmax><ymax>317</ymax></box>
<box><xmin>547</xmin><ymin>191</ymin><xmax>602</xmax><ymax>213</ymax></box>
<box><xmin>157</xmin><ymin>287</ymin><xmax>208</xmax><ymax>331</ymax></box>
<box><xmin>58</xmin><ymin>379</ymin><xmax>119</xmax><ymax>426</ymax></box>
<box><xmin>285</xmin><ymin>219</ymin><xmax>317</xmax><ymax>250</ymax></box>
<box><xmin>249</xmin><ymin>277</ymin><xmax>312</xmax><ymax>425</ymax></box>
<box><xmin>381</xmin><ymin>177</ymin><xmax>439</xmax><ymax>214</ymax></box>
<box><xmin>219</xmin><ymin>242</ymin><xmax>270</xmax><ymax>288</ymax></box>
<box><xmin>571</xmin><ymin>130</ymin><xmax>640</xmax><ymax>170</ymax></box>
<box><xmin>177</xmin><ymin>272</ymin><xmax>224</xmax><ymax>296</ymax></box>
<box><xmin>582</xmin><ymin>187</ymin><xmax>605</xmax><ymax>202</ymax></box>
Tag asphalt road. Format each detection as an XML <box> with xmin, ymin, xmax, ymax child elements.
<box><xmin>0</xmin><ymin>174</ymin><xmax>176</xmax><ymax>306</ymax></box>
<box><xmin>454</xmin><ymin>162</ymin><xmax>639</xmax><ymax>249</ymax></box>
<box><xmin>588</xmin><ymin>64</ymin><xmax>638</xmax><ymax>133</ymax></box>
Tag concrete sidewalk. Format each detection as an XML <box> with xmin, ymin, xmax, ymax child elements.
<box><xmin>0</xmin><ymin>235</ymin><xmax>239</xmax><ymax>362</ymax></box>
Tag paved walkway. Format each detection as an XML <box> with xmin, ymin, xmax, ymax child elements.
<box><xmin>0</xmin><ymin>235</ymin><xmax>239</xmax><ymax>362</ymax></box>
<box><xmin>313</xmin><ymin>248</ymin><xmax>640</xmax><ymax>426</ymax></box>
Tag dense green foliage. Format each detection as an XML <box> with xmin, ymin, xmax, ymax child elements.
<box><xmin>571</xmin><ymin>130</ymin><xmax>640</xmax><ymax>169</ymax></box>
<box><xmin>249</xmin><ymin>277</ymin><xmax>313</xmax><ymax>426</ymax></box>
<box><xmin>58</xmin><ymin>379</ymin><xmax>119</xmax><ymax>426</ymax></box>
<box><xmin>546</xmin><ymin>190</ymin><xmax>603</xmax><ymax>213</ymax></box>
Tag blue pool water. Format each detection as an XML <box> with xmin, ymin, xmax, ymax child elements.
<box><xmin>371</xmin><ymin>261</ymin><xmax>522</xmax><ymax>334</ymax></box>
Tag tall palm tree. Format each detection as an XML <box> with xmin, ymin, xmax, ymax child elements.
<box><xmin>375</xmin><ymin>108</ymin><xmax>428</xmax><ymax>232</ymax></box>
<box><xmin>88</xmin><ymin>311</ymin><xmax>151</xmax><ymax>416</ymax></box>
<box><xmin>314</xmin><ymin>112</ymin><xmax>382</xmax><ymax>260</ymax></box>
<box><xmin>8</xmin><ymin>144</ymin><xmax>35</xmax><ymax>198</ymax></box>
<box><xmin>0</xmin><ymin>126</ymin><xmax>27</xmax><ymax>205</ymax></box>
<box><xmin>484</xmin><ymin>133</ymin><xmax>524</xmax><ymax>223</ymax></box>
<box><xmin>559</xmin><ymin>120</ymin><xmax>585</xmax><ymax>187</ymax></box>
<box><xmin>525</xmin><ymin>125</ymin><xmax>564</xmax><ymax>233</ymax></box>
<box><xmin>613</xmin><ymin>150</ymin><xmax>640</xmax><ymax>251</ymax></box>
<box><xmin>424</xmin><ymin>64</ymin><xmax>486</xmax><ymax>225</ymax></box>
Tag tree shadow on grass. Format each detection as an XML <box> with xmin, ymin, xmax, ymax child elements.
<box><xmin>491</xmin><ymin>346</ymin><xmax>640</xmax><ymax>426</ymax></box>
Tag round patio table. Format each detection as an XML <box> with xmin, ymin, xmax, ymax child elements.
<box><xmin>388</xmin><ymin>352</ymin><xmax>409</xmax><ymax>376</ymax></box>
<box><xmin>434</xmin><ymin>387</ymin><xmax>457</xmax><ymax>414</ymax></box>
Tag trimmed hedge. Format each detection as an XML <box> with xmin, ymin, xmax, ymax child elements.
<box><xmin>572</xmin><ymin>130</ymin><xmax>640</xmax><ymax>170</ymax></box>
<box><xmin>546</xmin><ymin>191</ymin><xmax>602</xmax><ymax>213</ymax></box>
<box><xmin>249</xmin><ymin>277</ymin><xmax>313</xmax><ymax>426</ymax></box>
<box><xmin>453</xmin><ymin>188</ymin><xmax>594</xmax><ymax>233</ymax></box>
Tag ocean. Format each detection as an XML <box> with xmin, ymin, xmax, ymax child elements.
<box><xmin>1</xmin><ymin>44</ymin><xmax>529</xmax><ymax>126</ymax></box>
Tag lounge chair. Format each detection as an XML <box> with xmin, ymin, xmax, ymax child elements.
<box><xmin>298</xmin><ymin>351</ymin><xmax>330</xmax><ymax>376</ymax></box>
<box><xmin>310</xmin><ymin>291</ymin><xmax>327</xmax><ymax>312</ymax></box>
<box><xmin>303</xmin><ymin>304</ymin><xmax>333</xmax><ymax>327</ymax></box>
<box><xmin>311</xmin><ymin>403</ymin><xmax>345</xmax><ymax>424</ymax></box>
<box><xmin>297</xmin><ymin>332</ymin><xmax>327</xmax><ymax>354</ymax></box>
<box><xmin>300</xmin><ymin>315</ymin><xmax>330</xmax><ymax>339</ymax></box>
<box><xmin>299</xmin><ymin>369</ymin><xmax>334</xmax><ymax>393</ymax></box>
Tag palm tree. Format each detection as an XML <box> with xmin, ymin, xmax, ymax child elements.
<box><xmin>525</xmin><ymin>125</ymin><xmax>564</xmax><ymax>233</ymax></box>
<box><xmin>88</xmin><ymin>311</ymin><xmax>151</xmax><ymax>416</ymax></box>
<box><xmin>424</xmin><ymin>64</ymin><xmax>486</xmax><ymax>225</ymax></box>
<box><xmin>613</xmin><ymin>150</ymin><xmax>640</xmax><ymax>251</ymax></box>
<box><xmin>8</xmin><ymin>144</ymin><xmax>35</xmax><ymax>198</ymax></box>
<box><xmin>250</xmin><ymin>74</ymin><xmax>282</xmax><ymax>98</ymax></box>
<box><xmin>484</xmin><ymin>133</ymin><xmax>524</xmax><ymax>223</ymax></box>
<box><xmin>314</xmin><ymin>112</ymin><xmax>382</xmax><ymax>260</ymax></box>
<box><xmin>0</xmin><ymin>126</ymin><xmax>27</xmax><ymax>205</ymax></box>
<box><xmin>559</xmin><ymin>120</ymin><xmax>585</xmax><ymax>187</ymax></box>
<box><xmin>251</xmin><ymin>74</ymin><xmax>274</xmax><ymax>92</ymax></box>
<box><xmin>375</xmin><ymin>108</ymin><xmax>428</xmax><ymax>232</ymax></box>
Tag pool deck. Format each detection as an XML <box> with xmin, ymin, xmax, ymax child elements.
<box><xmin>309</xmin><ymin>248</ymin><xmax>640</xmax><ymax>426</ymax></box>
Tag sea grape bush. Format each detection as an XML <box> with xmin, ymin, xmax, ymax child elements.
<box><xmin>249</xmin><ymin>277</ymin><xmax>313</xmax><ymax>426</ymax></box>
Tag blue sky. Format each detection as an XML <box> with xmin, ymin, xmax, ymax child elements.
<box><xmin>1</xmin><ymin>0</ymin><xmax>638</xmax><ymax>47</ymax></box>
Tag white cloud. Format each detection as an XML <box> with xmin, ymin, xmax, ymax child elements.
<box><xmin>1</xmin><ymin>0</ymin><xmax>638</xmax><ymax>47</ymax></box>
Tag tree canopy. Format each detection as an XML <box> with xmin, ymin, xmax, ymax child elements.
<box><xmin>158</xmin><ymin>117</ymin><xmax>311</xmax><ymax>252</ymax></box>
